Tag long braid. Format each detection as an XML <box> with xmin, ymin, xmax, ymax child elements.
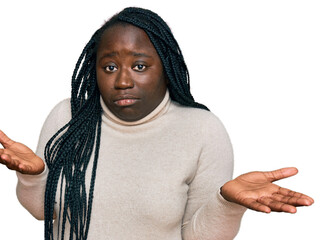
<box><xmin>44</xmin><ymin>29</ymin><xmax>102</xmax><ymax>240</ymax></box>
<box><xmin>117</xmin><ymin>7</ymin><xmax>209</xmax><ymax>110</ymax></box>
<box><xmin>44</xmin><ymin>6</ymin><xmax>209</xmax><ymax>240</ymax></box>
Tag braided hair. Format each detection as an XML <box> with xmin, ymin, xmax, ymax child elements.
<box><xmin>44</xmin><ymin>7</ymin><xmax>209</xmax><ymax>240</ymax></box>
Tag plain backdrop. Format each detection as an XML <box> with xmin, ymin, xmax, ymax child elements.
<box><xmin>0</xmin><ymin>0</ymin><xmax>321</xmax><ymax>239</ymax></box>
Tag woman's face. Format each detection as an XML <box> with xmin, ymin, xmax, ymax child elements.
<box><xmin>96</xmin><ymin>24</ymin><xmax>167</xmax><ymax>122</ymax></box>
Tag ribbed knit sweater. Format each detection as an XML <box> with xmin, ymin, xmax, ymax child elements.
<box><xmin>16</xmin><ymin>91</ymin><xmax>245</xmax><ymax>240</ymax></box>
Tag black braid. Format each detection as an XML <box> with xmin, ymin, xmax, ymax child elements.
<box><xmin>44</xmin><ymin>28</ymin><xmax>102</xmax><ymax>240</ymax></box>
<box><xmin>44</xmin><ymin>6</ymin><xmax>209</xmax><ymax>240</ymax></box>
<box><xmin>117</xmin><ymin>8</ymin><xmax>209</xmax><ymax>110</ymax></box>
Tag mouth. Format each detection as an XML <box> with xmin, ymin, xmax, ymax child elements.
<box><xmin>114</xmin><ymin>95</ymin><xmax>139</xmax><ymax>107</ymax></box>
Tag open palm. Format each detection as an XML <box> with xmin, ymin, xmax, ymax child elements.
<box><xmin>221</xmin><ymin>168</ymin><xmax>314</xmax><ymax>213</ymax></box>
<box><xmin>0</xmin><ymin>130</ymin><xmax>44</xmax><ymax>175</ymax></box>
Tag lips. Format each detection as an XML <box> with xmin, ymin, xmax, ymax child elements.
<box><xmin>114</xmin><ymin>95</ymin><xmax>139</xmax><ymax>107</ymax></box>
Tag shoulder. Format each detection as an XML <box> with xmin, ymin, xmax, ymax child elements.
<box><xmin>41</xmin><ymin>98</ymin><xmax>72</xmax><ymax>134</ymax></box>
<box><xmin>167</xmin><ymin>101</ymin><xmax>234</xmax><ymax>174</ymax></box>
<box><xmin>165</xmin><ymin>101</ymin><xmax>232</xmax><ymax>148</ymax></box>
<box><xmin>35</xmin><ymin>98</ymin><xmax>72</xmax><ymax>157</ymax></box>
<box><xmin>168</xmin><ymin>101</ymin><xmax>227</xmax><ymax>133</ymax></box>
<box><xmin>47</xmin><ymin>98</ymin><xmax>71</xmax><ymax>122</ymax></box>
<box><xmin>49</xmin><ymin>98</ymin><xmax>71</xmax><ymax>115</ymax></box>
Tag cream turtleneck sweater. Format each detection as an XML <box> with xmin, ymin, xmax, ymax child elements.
<box><xmin>16</xmin><ymin>91</ymin><xmax>245</xmax><ymax>240</ymax></box>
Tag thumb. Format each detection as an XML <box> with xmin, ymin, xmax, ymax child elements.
<box><xmin>0</xmin><ymin>130</ymin><xmax>15</xmax><ymax>148</ymax></box>
<box><xmin>264</xmin><ymin>167</ymin><xmax>298</xmax><ymax>182</ymax></box>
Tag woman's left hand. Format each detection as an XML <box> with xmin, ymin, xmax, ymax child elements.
<box><xmin>220</xmin><ymin>167</ymin><xmax>314</xmax><ymax>213</ymax></box>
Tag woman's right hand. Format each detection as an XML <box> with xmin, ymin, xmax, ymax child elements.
<box><xmin>0</xmin><ymin>130</ymin><xmax>45</xmax><ymax>175</ymax></box>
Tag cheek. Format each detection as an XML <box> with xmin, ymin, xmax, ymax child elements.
<box><xmin>96</xmin><ymin>71</ymin><xmax>111</xmax><ymax>94</ymax></box>
<box><xmin>147</xmin><ymin>67</ymin><xmax>167</xmax><ymax>88</ymax></box>
<box><xmin>154</xmin><ymin>72</ymin><xmax>167</xmax><ymax>93</ymax></box>
<box><xmin>144</xmin><ymin>75</ymin><xmax>167</xmax><ymax>103</ymax></box>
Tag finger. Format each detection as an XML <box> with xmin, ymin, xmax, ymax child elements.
<box><xmin>0</xmin><ymin>152</ymin><xmax>12</xmax><ymax>164</ymax></box>
<box><xmin>1</xmin><ymin>156</ymin><xmax>28</xmax><ymax>173</ymax></box>
<box><xmin>0</xmin><ymin>157</ymin><xmax>36</xmax><ymax>174</ymax></box>
<box><xmin>5</xmin><ymin>158</ymin><xmax>20</xmax><ymax>171</ymax></box>
<box><xmin>264</xmin><ymin>167</ymin><xmax>298</xmax><ymax>182</ymax></box>
<box><xmin>271</xmin><ymin>193</ymin><xmax>312</xmax><ymax>207</ymax></box>
<box><xmin>0</xmin><ymin>149</ymin><xmax>4</xmax><ymax>161</ymax></box>
<box><xmin>0</xmin><ymin>149</ymin><xmax>14</xmax><ymax>162</ymax></box>
<box><xmin>0</xmin><ymin>130</ymin><xmax>15</xmax><ymax>149</ymax></box>
<box><xmin>16</xmin><ymin>163</ymin><xmax>33</xmax><ymax>174</ymax></box>
<box><xmin>277</xmin><ymin>188</ymin><xmax>314</xmax><ymax>205</ymax></box>
<box><xmin>258</xmin><ymin>197</ymin><xmax>297</xmax><ymax>213</ymax></box>
<box><xmin>0</xmin><ymin>151</ymin><xmax>20</xmax><ymax>170</ymax></box>
<box><xmin>242</xmin><ymin>198</ymin><xmax>272</xmax><ymax>213</ymax></box>
<box><xmin>16</xmin><ymin>158</ymin><xmax>44</xmax><ymax>175</ymax></box>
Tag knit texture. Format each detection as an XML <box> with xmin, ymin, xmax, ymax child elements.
<box><xmin>16</xmin><ymin>91</ymin><xmax>245</xmax><ymax>240</ymax></box>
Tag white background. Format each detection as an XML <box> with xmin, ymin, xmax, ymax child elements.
<box><xmin>0</xmin><ymin>0</ymin><xmax>321</xmax><ymax>239</ymax></box>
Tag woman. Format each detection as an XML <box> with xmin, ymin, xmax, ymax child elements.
<box><xmin>0</xmin><ymin>7</ymin><xmax>313</xmax><ymax>240</ymax></box>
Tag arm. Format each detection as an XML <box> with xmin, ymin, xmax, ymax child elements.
<box><xmin>14</xmin><ymin>99</ymin><xmax>71</xmax><ymax>220</ymax></box>
<box><xmin>0</xmin><ymin>130</ymin><xmax>47</xmax><ymax>220</ymax></box>
<box><xmin>182</xmin><ymin>114</ymin><xmax>246</xmax><ymax>240</ymax></box>
<box><xmin>180</xmin><ymin>113</ymin><xmax>314</xmax><ymax>239</ymax></box>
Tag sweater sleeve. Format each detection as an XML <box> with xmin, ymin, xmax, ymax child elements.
<box><xmin>16</xmin><ymin>99</ymin><xmax>71</xmax><ymax>220</ymax></box>
<box><xmin>182</xmin><ymin>113</ymin><xmax>246</xmax><ymax>240</ymax></box>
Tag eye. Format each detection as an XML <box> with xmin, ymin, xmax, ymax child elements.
<box><xmin>133</xmin><ymin>64</ymin><xmax>146</xmax><ymax>71</ymax></box>
<box><xmin>104</xmin><ymin>65</ymin><xmax>118</xmax><ymax>73</ymax></box>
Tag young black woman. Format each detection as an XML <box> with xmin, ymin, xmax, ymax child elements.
<box><xmin>0</xmin><ymin>7</ymin><xmax>314</xmax><ymax>240</ymax></box>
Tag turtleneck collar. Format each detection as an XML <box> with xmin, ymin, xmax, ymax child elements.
<box><xmin>100</xmin><ymin>90</ymin><xmax>170</xmax><ymax>126</ymax></box>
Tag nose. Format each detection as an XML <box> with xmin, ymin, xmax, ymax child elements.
<box><xmin>114</xmin><ymin>68</ymin><xmax>134</xmax><ymax>89</ymax></box>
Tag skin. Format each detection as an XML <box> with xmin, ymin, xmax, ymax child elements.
<box><xmin>221</xmin><ymin>167</ymin><xmax>314</xmax><ymax>213</ymax></box>
<box><xmin>0</xmin><ymin>130</ymin><xmax>44</xmax><ymax>175</ymax></box>
<box><xmin>96</xmin><ymin>24</ymin><xmax>167</xmax><ymax>122</ymax></box>
<box><xmin>0</xmin><ymin>23</ymin><xmax>314</xmax><ymax>215</ymax></box>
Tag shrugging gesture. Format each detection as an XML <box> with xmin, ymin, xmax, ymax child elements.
<box><xmin>220</xmin><ymin>167</ymin><xmax>314</xmax><ymax>213</ymax></box>
<box><xmin>0</xmin><ymin>130</ymin><xmax>44</xmax><ymax>175</ymax></box>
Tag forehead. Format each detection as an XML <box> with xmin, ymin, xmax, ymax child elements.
<box><xmin>97</xmin><ymin>24</ymin><xmax>157</xmax><ymax>54</ymax></box>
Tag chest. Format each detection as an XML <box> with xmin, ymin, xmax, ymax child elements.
<box><xmin>90</xmin><ymin>125</ymin><xmax>201</xmax><ymax>228</ymax></box>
